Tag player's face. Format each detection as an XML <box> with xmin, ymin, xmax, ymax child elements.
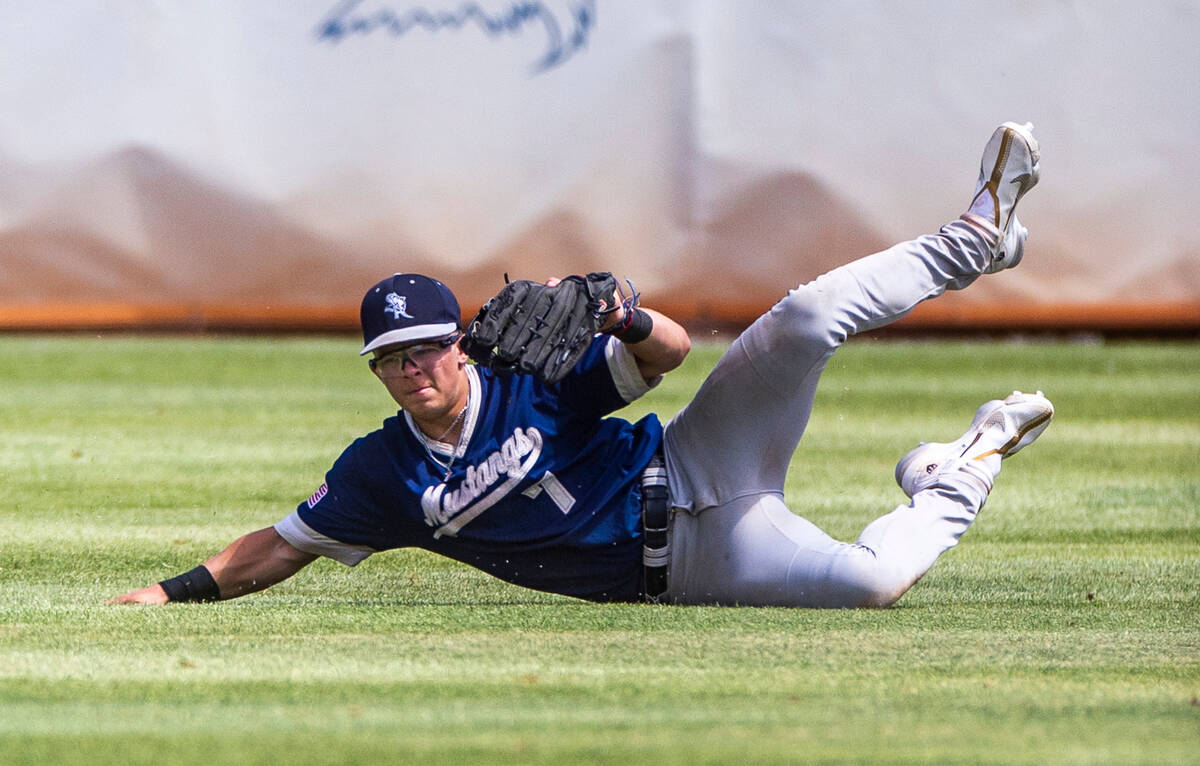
<box><xmin>371</xmin><ymin>337</ymin><xmax>470</xmax><ymax>428</ymax></box>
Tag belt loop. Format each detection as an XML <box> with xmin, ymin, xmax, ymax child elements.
<box><xmin>641</xmin><ymin>451</ymin><xmax>669</xmax><ymax>602</ymax></box>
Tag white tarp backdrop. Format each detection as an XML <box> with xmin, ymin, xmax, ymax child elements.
<box><xmin>1</xmin><ymin>0</ymin><xmax>1197</xmax><ymax>329</ymax></box>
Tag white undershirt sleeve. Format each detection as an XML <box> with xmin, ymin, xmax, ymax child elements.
<box><xmin>603</xmin><ymin>335</ymin><xmax>661</xmax><ymax>403</ymax></box>
<box><xmin>275</xmin><ymin>511</ymin><xmax>376</xmax><ymax>566</ymax></box>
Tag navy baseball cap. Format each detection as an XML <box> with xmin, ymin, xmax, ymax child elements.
<box><xmin>359</xmin><ymin>273</ymin><xmax>462</xmax><ymax>355</ymax></box>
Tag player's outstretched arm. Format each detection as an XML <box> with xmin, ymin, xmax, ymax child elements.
<box><xmin>106</xmin><ymin>527</ymin><xmax>318</xmax><ymax>605</ymax></box>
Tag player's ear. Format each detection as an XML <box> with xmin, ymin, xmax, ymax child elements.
<box><xmin>453</xmin><ymin>333</ymin><xmax>469</xmax><ymax>364</ymax></box>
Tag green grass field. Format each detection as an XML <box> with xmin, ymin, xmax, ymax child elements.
<box><xmin>2</xmin><ymin>335</ymin><xmax>1197</xmax><ymax>765</ymax></box>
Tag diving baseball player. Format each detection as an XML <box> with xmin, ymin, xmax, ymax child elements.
<box><xmin>110</xmin><ymin>122</ymin><xmax>1054</xmax><ymax>608</ymax></box>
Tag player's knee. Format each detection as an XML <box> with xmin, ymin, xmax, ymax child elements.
<box><xmin>814</xmin><ymin>554</ymin><xmax>916</xmax><ymax>608</ymax></box>
<box><xmin>852</xmin><ymin>565</ymin><xmax>919</xmax><ymax>608</ymax></box>
<box><xmin>857</xmin><ymin>585</ymin><xmax>908</xmax><ymax>608</ymax></box>
<box><xmin>770</xmin><ymin>286</ymin><xmax>852</xmax><ymax>350</ymax></box>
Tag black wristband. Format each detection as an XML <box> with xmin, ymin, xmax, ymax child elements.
<box><xmin>610</xmin><ymin>307</ymin><xmax>653</xmax><ymax>344</ymax></box>
<box><xmin>159</xmin><ymin>565</ymin><xmax>221</xmax><ymax>602</ymax></box>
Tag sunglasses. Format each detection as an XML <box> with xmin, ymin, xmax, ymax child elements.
<box><xmin>369</xmin><ymin>335</ymin><xmax>460</xmax><ymax>377</ymax></box>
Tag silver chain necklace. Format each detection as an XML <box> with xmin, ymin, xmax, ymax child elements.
<box><xmin>422</xmin><ymin>404</ymin><xmax>468</xmax><ymax>479</ymax></box>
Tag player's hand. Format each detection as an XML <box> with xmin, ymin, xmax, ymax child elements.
<box><xmin>106</xmin><ymin>583</ymin><xmax>169</xmax><ymax>605</ymax></box>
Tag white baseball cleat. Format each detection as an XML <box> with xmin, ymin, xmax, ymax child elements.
<box><xmin>962</xmin><ymin>122</ymin><xmax>1041</xmax><ymax>273</ymax></box>
<box><xmin>895</xmin><ymin>390</ymin><xmax>1054</xmax><ymax>498</ymax></box>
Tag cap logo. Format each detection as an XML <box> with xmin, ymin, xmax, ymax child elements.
<box><xmin>384</xmin><ymin>292</ymin><xmax>414</xmax><ymax>320</ymax></box>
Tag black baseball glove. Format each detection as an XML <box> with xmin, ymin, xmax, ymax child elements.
<box><xmin>462</xmin><ymin>273</ymin><xmax>618</xmax><ymax>384</ymax></box>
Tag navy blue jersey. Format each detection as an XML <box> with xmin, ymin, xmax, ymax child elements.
<box><xmin>277</xmin><ymin>337</ymin><xmax>663</xmax><ymax>602</ymax></box>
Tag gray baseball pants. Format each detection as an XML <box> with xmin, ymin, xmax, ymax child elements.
<box><xmin>661</xmin><ymin>219</ymin><xmax>997</xmax><ymax>607</ymax></box>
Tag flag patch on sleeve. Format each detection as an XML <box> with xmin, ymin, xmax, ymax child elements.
<box><xmin>307</xmin><ymin>482</ymin><xmax>329</xmax><ymax>509</ymax></box>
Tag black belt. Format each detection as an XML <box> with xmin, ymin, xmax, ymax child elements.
<box><xmin>640</xmin><ymin>452</ymin><xmax>670</xmax><ymax>602</ymax></box>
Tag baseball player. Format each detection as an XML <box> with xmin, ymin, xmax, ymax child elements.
<box><xmin>110</xmin><ymin>122</ymin><xmax>1053</xmax><ymax>608</ymax></box>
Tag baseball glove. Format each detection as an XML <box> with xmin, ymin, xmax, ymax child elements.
<box><xmin>462</xmin><ymin>273</ymin><xmax>618</xmax><ymax>384</ymax></box>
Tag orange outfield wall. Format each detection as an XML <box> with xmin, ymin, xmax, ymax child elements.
<box><xmin>1</xmin><ymin>300</ymin><xmax>1196</xmax><ymax>335</ymax></box>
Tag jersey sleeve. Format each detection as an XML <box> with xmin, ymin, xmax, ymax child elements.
<box><xmin>276</xmin><ymin>432</ymin><xmax>416</xmax><ymax>566</ymax></box>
